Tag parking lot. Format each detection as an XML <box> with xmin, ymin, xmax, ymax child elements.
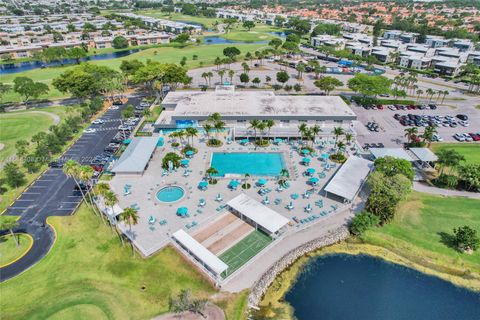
<box><xmin>353</xmin><ymin>99</ymin><xmax>480</xmax><ymax>147</ymax></box>
<box><xmin>1</xmin><ymin>96</ymin><xmax>143</xmax><ymax>282</ymax></box>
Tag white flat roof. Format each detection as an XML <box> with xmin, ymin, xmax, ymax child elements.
<box><xmin>162</xmin><ymin>88</ymin><xmax>355</xmax><ymax>120</ymax></box>
<box><xmin>370</xmin><ymin>148</ymin><xmax>413</xmax><ymax>162</ymax></box>
<box><xmin>324</xmin><ymin>156</ymin><xmax>373</xmax><ymax>201</ymax></box>
<box><xmin>410</xmin><ymin>148</ymin><xmax>438</xmax><ymax>162</ymax></box>
<box><xmin>172</xmin><ymin>229</ymin><xmax>228</xmax><ymax>275</ymax></box>
<box><xmin>227</xmin><ymin>194</ymin><xmax>289</xmax><ymax>234</ymax></box>
<box><xmin>112</xmin><ymin>137</ymin><xmax>158</xmax><ymax>173</ymax></box>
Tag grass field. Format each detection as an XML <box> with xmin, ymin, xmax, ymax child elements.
<box><xmin>0</xmin><ymin>204</ymin><xmax>218</xmax><ymax>319</ymax></box>
<box><xmin>1</xmin><ymin>43</ymin><xmax>268</xmax><ymax>103</ymax></box>
<box><xmin>362</xmin><ymin>192</ymin><xmax>480</xmax><ymax>275</ymax></box>
<box><xmin>0</xmin><ymin>112</ymin><xmax>54</xmax><ymax>162</ymax></box>
<box><xmin>0</xmin><ymin>234</ymin><xmax>32</xmax><ymax>267</ymax></box>
<box><xmin>221</xmin><ymin>31</ymin><xmax>275</xmax><ymax>42</ymax></box>
<box><xmin>431</xmin><ymin>143</ymin><xmax>480</xmax><ymax>165</ymax></box>
<box><xmin>220</xmin><ymin>230</ymin><xmax>272</xmax><ymax>278</ymax></box>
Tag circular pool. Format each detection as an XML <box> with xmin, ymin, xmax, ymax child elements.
<box><xmin>156</xmin><ymin>186</ymin><xmax>185</xmax><ymax>203</ymax></box>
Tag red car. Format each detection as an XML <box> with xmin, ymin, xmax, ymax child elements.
<box><xmin>377</xmin><ymin>105</ymin><xmax>384</xmax><ymax>110</ymax></box>
<box><xmin>468</xmin><ymin>133</ymin><xmax>480</xmax><ymax>141</ymax></box>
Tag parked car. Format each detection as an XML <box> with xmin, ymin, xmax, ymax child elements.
<box><xmin>468</xmin><ymin>133</ymin><xmax>480</xmax><ymax>141</ymax></box>
<box><xmin>139</xmin><ymin>101</ymin><xmax>150</xmax><ymax>107</ymax></box>
<box><xmin>463</xmin><ymin>133</ymin><xmax>473</xmax><ymax>142</ymax></box>
<box><xmin>91</xmin><ymin>119</ymin><xmax>105</xmax><ymax>125</ymax></box>
<box><xmin>453</xmin><ymin>133</ymin><xmax>466</xmax><ymax>142</ymax></box>
<box><xmin>48</xmin><ymin>161</ymin><xmax>64</xmax><ymax>168</ymax></box>
<box><xmin>456</xmin><ymin>114</ymin><xmax>468</xmax><ymax>121</ymax></box>
<box><xmin>84</xmin><ymin>128</ymin><xmax>96</xmax><ymax>133</ymax></box>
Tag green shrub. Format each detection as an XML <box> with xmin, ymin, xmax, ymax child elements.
<box><xmin>330</xmin><ymin>152</ymin><xmax>346</xmax><ymax>163</ymax></box>
<box><xmin>434</xmin><ymin>174</ymin><xmax>459</xmax><ymax>189</ymax></box>
<box><xmin>206</xmin><ymin>138</ymin><xmax>223</xmax><ymax>147</ymax></box>
<box><xmin>161</xmin><ymin>152</ymin><xmax>181</xmax><ymax>169</ymax></box>
<box><xmin>350</xmin><ymin>211</ymin><xmax>380</xmax><ymax>236</ymax></box>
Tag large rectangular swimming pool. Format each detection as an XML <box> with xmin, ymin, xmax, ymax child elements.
<box><xmin>211</xmin><ymin>152</ymin><xmax>286</xmax><ymax>177</ymax></box>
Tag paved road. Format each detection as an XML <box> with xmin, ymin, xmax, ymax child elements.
<box><xmin>0</xmin><ymin>97</ymin><xmax>141</xmax><ymax>282</ymax></box>
<box><xmin>413</xmin><ymin>181</ymin><xmax>480</xmax><ymax>199</ymax></box>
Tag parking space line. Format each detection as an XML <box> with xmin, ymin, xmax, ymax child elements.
<box><xmin>23</xmin><ymin>192</ymin><xmax>41</xmax><ymax>195</ymax></box>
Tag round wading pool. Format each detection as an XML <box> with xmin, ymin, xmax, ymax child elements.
<box><xmin>156</xmin><ymin>186</ymin><xmax>185</xmax><ymax>203</ymax></box>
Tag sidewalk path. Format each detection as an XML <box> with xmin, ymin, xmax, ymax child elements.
<box><xmin>413</xmin><ymin>182</ymin><xmax>480</xmax><ymax>199</ymax></box>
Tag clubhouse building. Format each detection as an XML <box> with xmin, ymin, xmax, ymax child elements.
<box><xmin>156</xmin><ymin>86</ymin><xmax>357</xmax><ymax>138</ymax></box>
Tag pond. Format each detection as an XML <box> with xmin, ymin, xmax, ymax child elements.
<box><xmin>0</xmin><ymin>48</ymin><xmax>142</xmax><ymax>75</ymax></box>
<box><xmin>285</xmin><ymin>254</ymin><xmax>480</xmax><ymax>320</ymax></box>
<box><xmin>202</xmin><ymin>36</ymin><xmax>269</xmax><ymax>45</ymax></box>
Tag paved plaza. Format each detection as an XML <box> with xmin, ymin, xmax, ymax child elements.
<box><xmin>109</xmin><ymin>133</ymin><xmax>353</xmax><ymax>269</ymax></box>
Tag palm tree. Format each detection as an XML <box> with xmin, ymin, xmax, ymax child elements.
<box><xmin>426</xmin><ymin>88</ymin><xmax>435</xmax><ymax>102</ymax></box>
<box><xmin>278</xmin><ymin>168</ymin><xmax>289</xmax><ymax>187</ymax></box>
<box><xmin>78</xmin><ymin>165</ymin><xmax>103</xmax><ymax>222</ymax></box>
<box><xmin>298</xmin><ymin>123</ymin><xmax>308</xmax><ymax>144</ymax></box>
<box><xmin>213</xmin><ymin>120</ymin><xmax>225</xmax><ymax>140</ymax></box>
<box><xmin>345</xmin><ymin>133</ymin><xmax>353</xmax><ymax>145</ymax></box>
<box><xmin>119</xmin><ymin>207</ymin><xmax>139</xmax><ymax>255</ymax></box>
<box><xmin>441</xmin><ymin>90</ymin><xmax>449</xmax><ymax>103</ymax></box>
<box><xmin>337</xmin><ymin>140</ymin><xmax>346</xmax><ymax>155</ymax></box>
<box><xmin>404</xmin><ymin>127</ymin><xmax>418</xmax><ymax>144</ymax></box>
<box><xmin>205</xmin><ymin>167</ymin><xmax>218</xmax><ymax>183</ymax></box>
<box><xmin>436</xmin><ymin>149</ymin><xmax>465</xmax><ymax>176</ymax></box>
<box><xmin>104</xmin><ymin>190</ymin><xmax>120</xmax><ymax>235</ymax></box>
<box><xmin>207</xmin><ymin>71</ymin><xmax>213</xmax><ymax>86</ymax></box>
<box><xmin>0</xmin><ymin>217</ymin><xmax>19</xmax><ymax>247</ymax></box>
<box><xmin>249</xmin><ymin>119</ymin><xmax>261</xmax><ymax>140</ymax></box>
<box><xmin>422</xmin><ymin>125</ymin><xmax>437</xmax><ymax>147</ymax></box>
<box><xmin>333</xmin><ymin>127</ymin><xmax>344</xmax><ymax>148</ymax></box>
<box><xmin>242</xmin><ymin>173</ymin><xmax>251</xmax><ymax>189</ymax></box>
<box><xmin>257</xmin><ymin>121</ymin><xmax>267</xmax><ymax>143</ymax></box>
<box><xmin>63</xmin><ymin>160</ymin><xmax>95</xmax><ymax>215</ymax></box>
<box><xmin>185</xmin><ymin>127</ymin><xmax>198</xmax><ymax>146</ymax></box>
<box><xmin>217</xmin><ymin>69</ymin><xmax>225</xmax><ymax>84</ymax></box>
<box><xmin>202</xmin><ymin>123</ymin><xmax>212</xmax><ymax>140</ymax></box>
<box><xmin>416</xmin><ymin>89</ymin><xmax>424</xmax><ymax>102</ymax></box>
<box><xmin>228</xmin><ymin>70</ymin><xmax>235</xmax><ymax>84</ymax></box>
<box><xmin>201</xmin><ymin>72</ymin><xmax>209</xmax><ymax>87</ymax></box>
<box><xmin>264</xmin><ymin>119</ymin><xmax>275</xmax><ymax>139</ymax></box>
<box><xmin>311</xmin><ymin>124</ymin><xmax>321</xmax><ymax>143</ymax></box>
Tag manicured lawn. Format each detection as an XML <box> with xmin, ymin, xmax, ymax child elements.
<box><xmin>220</xmin><ymin>230</ymin><xmax>272</xmax><ymax>278</ymax></box>
<box><xmin>139</xmin><ymin>11</ymin><xmax>220</xmax><ymax>29</ymax></box>
<box><xmin>0</xmin><ymin>205</ymin><xmax>216</xmax><ymax>320</ymax></box>
<box><xmin>1</xmin><ymin>43</ymin><xmax>268</xmax><ymax>104</ymax></box>
<box><xmin>0</xmin><ymin>112</ymin><xmax>54</xmax><ymax>162</ymax></box>
<box><xmin>0</xmin><ymin>234</ymin><xmax>32</xmax><ymax>267</ymax></box>
<box><xmin>431</xmin><ymin>143</ymin><xmax>480</xmax><ymax>165</ymax></box>
<box><xmin>362</xmin><ymin>192</ymin><xmax>480</xmax><ymax>275</ymax></box>
<box><xmin>221</xmin><ymin>31</ymin><xmax>275</xmax><ymax>42</ymax></box>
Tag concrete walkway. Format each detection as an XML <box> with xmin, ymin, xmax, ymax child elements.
<box><xmin>221</xmin><ymin>203</ymin><xmax>357</xmax><ymax>292</ymax></box>
<box><xmin>413</xmin><ymin>182</ymin><xmax>480</xmax><ymax>199</ymax></box>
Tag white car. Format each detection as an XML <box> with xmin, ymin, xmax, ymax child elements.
<box><xmin>463</xmin><ymin>133</ymin><xmax>473</xmax><ymax>142</ymax></box>
<box><xmin>140</xmin><ymin>102</ymin><xmax>150</xmax><ymax>107</ymax></box>
<box><xmin>110</xmin><ymin>106</ymin><xmax>119</xmax><ymax>110</ymax></box>
<box><xmin>432</xmin><ymin>134</ymin><xmax>443</xmax><ymax>142</ymax></box>
<box><xmin>91</xmin><ymin>119</ymin><xmax>105</xmax><ymax>125</ymax></box>
<box><xmin>459</xmin><ymin>120</ymin><xmax>470</xmax><ymax>127</ymax></box>
<box><xmin>84</xmin><ymin>128</ymin><xmax>96</xmax><ymax>133</ymax></box>
<box><xmin>118</xmin><ymin>125</ymin><xmax>132</xmax><ymax>131</ymax></box>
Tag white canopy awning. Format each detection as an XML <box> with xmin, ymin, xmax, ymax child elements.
<box><xmin>409</xmin><ymin>148</ymin><xmax>438</xmax><ymax>162</ymax></box>
<box><xmin>112</xmin><ymin>137</ymin><xmax>159</xmax><ymax>174</ymax></box>
<box><xmin>172</xmin><ymin>229</ymin><xmax>228</xmax><ymax>275</ymax></box>
<box><xmin>370</xmin><ymin>148</ymin><xmax>413</xmax><ymax>162</ymax></box>
<box><xmin>324</xmin><ymin>156</ymin><xmax>373</xmax><ymax>201</ymax></box>
<box><xmin>227</xmin><ymin>194</ymin><xmax>289</xmax><ymax>234</ymax></box>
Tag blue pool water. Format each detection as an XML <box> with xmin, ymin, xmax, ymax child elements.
<box><xmin>285</xmin><ymin>254</ymin><xmax>480</xmax><ymax>320</ymax></box>
<box><xmin>156</xmin><ymin>186</ymin><xmax>185</xmax><ymax>203</ymax></box>
<box><xmin>211</xmin><ymin>152</ymin><xmax>285</xmax><ymax>176</ymax></box>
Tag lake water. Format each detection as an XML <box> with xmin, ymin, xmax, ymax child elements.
<box><xmin>0</xmin><ymin>49</ymin><xmax>142</xmax><ymax>75</ymax></box>
<box><xmin>285</xmin><ymin>254</ymin><xmax>480</xmax><ymax>320</ymax></box>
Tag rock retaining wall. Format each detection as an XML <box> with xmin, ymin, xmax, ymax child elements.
<box><xmin>248</xmin><ymin>226</ymin><xmax>350</xmax><ymax>307</ymax></box>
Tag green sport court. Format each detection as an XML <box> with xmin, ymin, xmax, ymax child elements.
<box><xmin>219</xmin><ymin>230</ymin><xmax>272</xmax><ymax>278</ymax></box>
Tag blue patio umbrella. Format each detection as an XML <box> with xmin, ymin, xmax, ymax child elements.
<box><xmin>321</xmin><ymin>153</ymin><xmax>329</xmax><ymax>160</ymax></box>
<box><xmin>198</xmin><ymin>181</ymin><xmax>208</xmax><ymax>189</ymax></box>
<box><xmin>180</xmin><ymin>159</ymin><xmax>190</xmax><ymax>166</ymax></box>
<box><xmin>229</xmin><ymin>180</ymin><xmax>240</xmax><ymax>188</ymax></box>
<box><xmin>302</xmin><ymin>157</ymin><xmax>311</xmax><ymax>164</ymax></box>
<box><xmin>301</xmin><ymin>149</ymin><xmax>310</xmax><ymax>155</ymax></box>
<box><xmin>309</xmin><ymin>177</ymin><xmax>319</xmax><ymax>185</ymax></box>
<box><xmin>240</xmin><ymin>138</ymin><xmax>249</xmax><ymax>144</ymax></box>
<box><xmin>257</xmin><ymin>179</ymin><xmax>267</xmax><ymax>186</ymax></box>
<box><xmin>291</xmin><ymin>193</ymin><xmax>299</xmax><ymax>200</ymax></box>
<box><xmin>177</xmin><ymin>207</ymin><xmax>188</xmax><ymax>216</ymax></box>
<box><xmin>186</xmin><ymin>150</ymin><xmax>194</xmax><ymax>156</ymax></box>
<box><xmin>306</xmin><ymin>168</ymin><xmax>316</xmax><ymax>175</ymax></box>
<box><xmin>274</xmin><ymin>138</ymin><xmax>283</xmax><ymax>144</ymax></box>
<box><xmin>123</xmin><ymin>139</ymin><xmax>132</xmax><ymax>145</ymax></box>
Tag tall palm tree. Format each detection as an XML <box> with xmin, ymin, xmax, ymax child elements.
<box><xmin>257</xmin><ymin>121</ymin><xmax>267</xmax><ymax>142</ymax></box>
<box><xmin>249</xmin><ymin>119</ymin><xmax>261</xmax><ymax>140</ymax></box>
<box><xmin>345</xmin><ymin>133</ymin><xmax>353</xmax><ymax>145</ymax></box>
<box><xmin>441</xmin><ymin>90</ymin><xmax>449</xmax><ymax>103</ymax></box>
<box><xmin>185</xmin><ymin>127</ymin><xmax>198</xmax><ymax>146</ymax></box>
<box><xmin>436</xmin><ymin>149</ymin><xmax>465</xmax><ymax>176</ymax></box>
<box><xmin>337</xmin><ymin>140</ymin><xmax>346</xmax><ymax>155</ymax></box>
<box><xmin>217</xmin><ymin>69</ymin><xmax>225</xmax><ymax>84</ymax></box>
<box><xmin>228</xmin><ymin>70</ymin><xmax>235</xmax><ymax>84</ymax></box>
<box><xmin>311</xmin><ymin>124</ymin><xmax>321</xmax><ymax>143</ymax></box>
<box><xmin>202</xmin><ymin>123</ymin><xmax>212</xmax><ymax>141</ymax></box>
<box><xmin>79</xmin><ymin>165</ymin><xmax>103</xmax><ymax>222</ymax></box>
<box><xmin>104</xmin><ymin>190</ymin><xmax>120</xmax><ymax>234</ymax></box>
<box><xmin>422</xmin><ymin>125</ymin><xmax>437</xmax><ymax>147</ymax></box>
<box><xmin>213</xmin><ymin>120</ymin><xmax>225</xmax><ymax>140</ymax></box>
<box><xmin>333</xmin><ymin>127</ymin><xmax>344</xmax><ymax>148</ymax></box>
<box><xmin>404</xmin><ymin>127</ymin><xmax>418</xmax><ymax>144</ymax></box>
<box><xmin>207</xmin><ymin>71</ymin><xmax>213</xmax><ymax>86</ymax></box>
<box><xmin>63</xmin><ymin>160</ymin><xmax>94</xmax><ymax>215</ymax></box>
<box><xmin>205</xmin><ymin>167</ymin><xmax>218</xmax><ymax>183</ymax></box>
<box><xmin>201</xmin><ymin>72</ymin><xmax>209</xmax><ymax>86</ymax></box>
<box><xmin>426</xmin><ymin>88</ymin><xmax>435</xmax><ymax>102</ymax></box>
<box><xmin>119</xmin><ymin>207</ymin><xmax>139</xmax><ymax>255</ymax></box>
<box><xmin>416</xmin><ymin>89</ymin><xmax>424</xmax><ymax>102</ymax></box>
<box><xmin>264</xmin><ymin>119</ymin><xmax>275</xmax><ymax>139</ymax></box>
<box><xmin>298</xmin><ymin>123</ymin><xmax>308</xmax><ymax>144</ymax></box>
<box><xmin>278</xmin><ymin>168</ymin><xmax>289</xmax><ymax>187</ymax></box>
<box><xmin>242</xmin><ymin>173</ymin><xmax>251</xmax><ymax>189</ymax></box>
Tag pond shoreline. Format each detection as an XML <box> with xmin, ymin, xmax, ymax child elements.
<box><xmin>257</xmin><ymin>239</ymin><xmax>480</xmax><ymax>319</ymax></box>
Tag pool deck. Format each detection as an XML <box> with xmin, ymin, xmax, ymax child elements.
<box><xmin>109</xmin><ymin>133</ymin><xmax>356</xmax><ymax>271</ymax></box>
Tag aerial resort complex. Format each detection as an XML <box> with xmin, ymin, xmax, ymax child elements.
<box><xmin>104</xmin><ymin>85</ymin><xmax>372</xmax><ymax>284</ymax></box>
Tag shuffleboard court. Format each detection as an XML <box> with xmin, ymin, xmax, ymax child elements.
<box><xmin>219</xmin><ymin>230</ymin><xmax>272</xmax><ymax>278</ymax></box>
